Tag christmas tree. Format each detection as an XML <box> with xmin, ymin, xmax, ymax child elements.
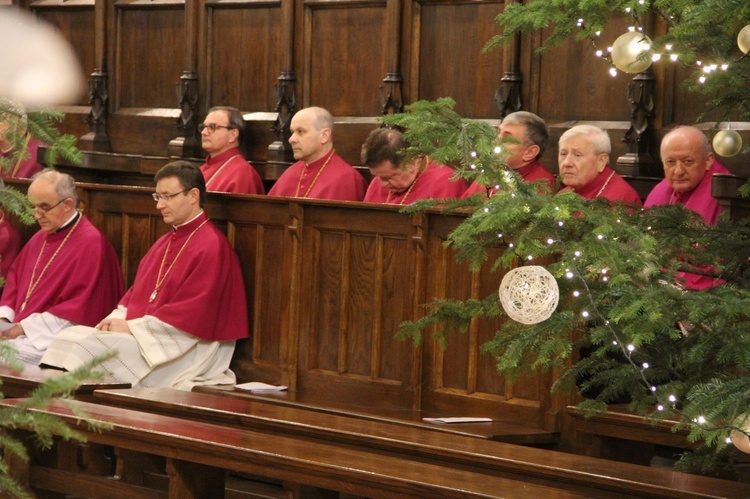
<box><xmin>385</xmin><ymin>96</ymin><xmax>750</xmax><ymax>473</ymax></box>
<box><xmin>386</xmin><ymin>0</ymin><xmax>750</xmax><ymax>474</ymax></box>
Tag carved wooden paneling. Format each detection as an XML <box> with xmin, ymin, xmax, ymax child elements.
<box><xmin>305</xmin><ymin>2</ymin><xmax>388</xmax><ymax>115</ymax></box>
<box><xmin>412</xmin><ymin>0</ymin><xmax>505</xmax><ymax>119</ymax></box>
<box><xmin>296</xmin><ymin>204</ymin><xmax>421</xmax><ymax>408</ymax></box>
<box><xmin>205</xmin><ymin>3</ymin><xmax>283</xmax><ymax>111</ymax></box>
<box><xmin>114</xmin><ymin>2</ymin><xmax>185</xmax><ymax>109</ymax></box>
<box><xmin>30</xmin><ymin>2</ymin><xmax>96</xmax><ymax>106</ymax></box>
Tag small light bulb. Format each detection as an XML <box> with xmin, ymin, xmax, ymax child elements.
<box><xmin>652</xmin><ymin>53</ymin><xmax>661</xmax><ymax>62</ymax></box>
<box><xmin>547</xmin><ymin>238</ymin><xmax>554</xmax><ymax>245</ymax></box>
<box><xmin>494</xmin><ymin>146</ymin><xmax>502</xmax><ymax>154</ymax></box>
<box><xmin>566</xmin><ymin>271</ymin><xmax>574</xmax><ymax>279</ymax></box>
<box><xmin>597</xmin><ymin>234</ymin><xmax>604</xmax><ymax>240</ymax></box>
<box><xmin>508</xmin><ymin>243</ymin><xmax>514</xmax><ymax>248</ymax></box>
<box><xmin>470</xmin><ymin>151</ymin><xmax>477</xmax><ymax>158</ymax></box>
<box><xmin>670</xmin><ymin>54</ymin><xmax>678</xmax><ymax>62</ymax></box>
<box><xmin>595</xmin><ymin>50</ymin><xmax>603</xmax><ymax>57</ymax></box>
<box><xmin>699</xmin><ymin>76</ymin><xmax>706</xmax><ymax>84</ymax></box>
<box><xmin>581</xmin><ymin>311</ymin><xmax>589</xmax><ymax>318</ymax></box>
<box><xmin>470</xmin><ymin>163</ymin><xmax>477</xmax><ymax>170</ymax></box>
<box><xmin>668</xmin><ymin>394</ymin><xmax>677</xmax><ymax>402</ymax></box>
<box><xmin>573</xmin><ymin>291</ymin><xmax>580</xmax><ymax>297</ymax></box>
<box><xmin>609</xmin><ymin>68</ymin><xmax>618</xmax><ymax>77</ymax></box>
<box><xmin>721</xmin><ymin>64</ymin><xmax>729</xmax><ymax>70</ymax></box>
<box><xmin>642</xmin><ymin>362</ymin><xmax>649</xmax><ymax>369</ymax></box>
<box><xmin>574</xmin><ymin>251</ymin><xmax>582</xmax><ymax>257</ymax></box>
<box><xmin>627</xmin><ymin>344</ymin><xmax>635</xmax><ymax>352</ymax></box>
<box><xmin>657</xmin><ymin>405</ymin><xmax>664</xmax><ymax>411</ymax></box>
<box><xmin>527</xmin><ymin>255</ymin><xmax>533</xmax><ymax>261</ymax></box>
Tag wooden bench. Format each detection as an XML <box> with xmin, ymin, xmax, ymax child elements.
<box><xmin>90</xmin><ymin>387</ymin><xmax>750</xmax><ymax>498</ymax></box>
<box><xmin>565</xmin><ymin>404</ymin><xmax>697</xmax><ymax>466</ymax></box>
<box><xmin>0</xmin><ymin>363</ymin><xmax>130</xmax><ymax>400</ymax></box>
<box><xmin>3</xmin><ymin>397</ymin><xmax>614</xmax><ymax>499</ymax></box>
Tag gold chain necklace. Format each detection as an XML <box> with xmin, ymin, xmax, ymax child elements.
<box><xmin>149</xmin><ymin>219</ymin><xmax>209</xmax><ymax>303</ymax></box>
<box><xmin>295</xmin><ymin>149</ymin><xmax>335</xmax><ymax>198</ymax></box>
<box><xmin>595</xmin><ymin>170</ymin><xmax>616</xmax><ymax>198</ymax></box>
<box><xmin>22</xmin><ymin>214</ymin><xmax>82</xmax><ymax>312</ymax></box>
<box><xmin>386</xmin><ymin>170</ymin><xmax>423</xmax><ymax>205</ymax></box>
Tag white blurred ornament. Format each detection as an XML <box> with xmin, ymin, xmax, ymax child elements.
<box><xmin>611</xmin><ymin>31</ymin><xmax>653</xmax><ymax>74</ymax></box>
<box><xmin>712</xmin><ymin>129</ymin><xmax>743</xmax><ymax>157</ymax></box>
<box><xmin>499</xmin><ymin>266</ymin><xmax>559</xmax><ymax>325</ymax></box>
<box><xmin>738</xmin><ymin>25</ymin><xmax>750</xmax><ymax>55</ymax></box>
<box><xmin>730</xmin><ymin>417</ymin><xmax>750</xmax><ymax>454</ymax></box>
<box><xmin>0</xmin><ymin>8</ymin><xmax>84</xmax><ymax>107</ymax></box>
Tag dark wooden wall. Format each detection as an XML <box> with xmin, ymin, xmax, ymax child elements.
<box><xmin>12</xmin><ymin>0</ymin><xmax>748</xmax><ymax>185</ymax></box>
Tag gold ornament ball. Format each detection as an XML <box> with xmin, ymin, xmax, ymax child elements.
<box><xmin>712</xmin><ymin>129</ymin><xmax>743</xmax><ymax>158</ymax></box>
<box><xmin>738</xmin><ymin>25</ymin><xmax>750</xmax><ymax>55</ymax></box>
<box><xmin>611</xmin><ymin>31</ymin><xmax>653</xmax><ymax>74</ymax></box>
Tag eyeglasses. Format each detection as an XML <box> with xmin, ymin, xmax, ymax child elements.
<box><xmin>152</xmin><ymin>189</ymin><xmax>190</xmax><ymax>202</ymax></box>
<box><xmin>198</xmin><ymin>123</ymin><xmax>235</xmax><ymax>133</ymax></box>
<box><xmin>32</xmin><ymin>198</ymin><xmax>66</xmax><ymax>213</ymax></box>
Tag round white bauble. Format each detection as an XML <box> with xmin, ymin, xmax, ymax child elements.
<box><xmin>730</xmin><ymin>417</ymin><xmax>750</xmax><ymax>454</ymax></box>
<box><xmin>498</xmin><ymin>266</ymin><xmax>559</xmax><ymax>325</ymax></box>
<box><xmin>738</xmin><ymin>25</ymin><xmax>750</xmax><ymax>55</ymax></box>
<box><xmin>611</xmin><ymin>31</ymin><xmax>653</xmax><ymax>74</ymax></box>
<box><xmin>0</xmin><ymin>8</ymin><xmax>84</xmax><ymax>107</ymax></box>
<box><xmin>712</xmin><ymin>129</ymin><xmax>743</xmax><ymax>158</ymax></box>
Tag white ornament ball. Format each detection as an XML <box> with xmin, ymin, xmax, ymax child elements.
<box><xmin>611</xmin><ymin>31</ymin><xmax>653</xmax><ymax>74</ymax></box>
<box><xmin>713</xmin><ymin>129</ymin><xmax>743</xmax><ymax>158</ymax></box>
<box><xmin>499</xmin><ymin>266</ymin><xmax>559</xmax><ymax>325</ymax></box>
<box><xmin>738</xmin><ymin>25</ymin><xmax>750</xmax><ymax>55</ymax></box>
<box><xmin>730</xmin><ymin>417</ymin><xmax>750</xmax><ymax>454</ymax></box>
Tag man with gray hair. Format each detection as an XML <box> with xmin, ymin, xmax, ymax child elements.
<box><xmin>558</xmin><ymin>124</ymin><xmax>641</xmax><ymax>205</ymax></box>
<box><xmin>0</xmin><ymin>169</ymin><xmax>123</xmax><ymax>364</ymax></box>
<box><xmin>464</xmin><ymin>111</ymin><xmax>555</xmax><ymax>198</ymax></box>
<box><xmin>268</xmin><ymin>106</ymin><xmax>367</xmax><ymax>200</ymax></box>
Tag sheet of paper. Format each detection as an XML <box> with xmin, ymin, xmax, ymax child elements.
<box><xmin>422</xmin><ymin>417</ymin><xmax>493</xmax><ymax>424</ymax></box>
<box><xmin>235</xmin><ymin>381</ymin><xmax>288</xmax><ymax>393</ymax></box>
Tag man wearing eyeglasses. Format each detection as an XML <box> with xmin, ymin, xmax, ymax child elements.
<box><xmin>268</xmin><ymin>106</ymin><xmax>367</xmax><ymax>200</ymax></box>
<box><xmin>41</xmin><ymin>162</ymin><xmax>249</xmax><ymax>390</ymax></box>
<box><xmin>199</xmin><ymin>106</ymin><xmax>264</xmax><ymax>195</ymax></box>
<box><xmin>0</xmin><ymin>170</ymin><xmax>123</xmax><ymax>364</ymax></box>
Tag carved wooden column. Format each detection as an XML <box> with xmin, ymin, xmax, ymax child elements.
<box><xmin>380</xmin><ymin>0</ymin><xmax>403</xmax><ymax>115</ymax></box>
<box><xmin>267</xmin><ymin>0</ymin><xmax>298</xmax><ymax>178</ymax></box>
<box><xmin>616</xmin><ymin>68</ymin><xmax>657</xmax><ymax>176</ymax></box>
<box><xmin>169</xmin><ymin>0</ymin><xmax>202</xmax><ymax>158</ymax></box>
<box><xmin>494</xmin><ymin>0</ymin><xmax>522</xmax><ymax>118</ymax></box>
<box><xmin>80</xmin><ymin>0</ymin><xmax>111</xmax><ymax>151</ymax></box>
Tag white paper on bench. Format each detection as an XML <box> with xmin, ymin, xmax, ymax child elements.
<box><xmin>235</xmin><ymin>381</ymin><xmax>288</xmax><ymax>393</ymax></box>
<box><xmin>422</xmin><ymin>417</ymin><xmax>493</xmax><ymax>424</ymax></box>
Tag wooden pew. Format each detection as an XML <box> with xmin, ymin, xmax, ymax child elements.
<box><xmin>4</xmin><ymin>397</ymin><xmax>614</xmax><ymax>499</ymax></box>
<box><xmin>0</xmin><ymin>363</ymin><xmax>129</xmax><ymax>400</ymax></box>
<box><xmin>565</xmin><ymin>405</ymin><xmax>697</xmax><ymax>466</ymax></box>
<box><xmin>9</xmin><ymin>395</ymin><xmax>750</xmax><ymax>498</ymax></box>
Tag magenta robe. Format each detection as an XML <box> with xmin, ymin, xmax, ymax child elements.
<box><xmin>0</xmin><ymin>215</ymin><xmax>123</xmax><ymax>325</ymax></box>
<box><xmin>0</xmin><ymin>212</ymin><xmax>21</xmax><ymax>281</ymax></box>
<box><xmin>560</xmin><ymin>166</ymin><xmax>642</xmax><ymax>206</ymax></box>
<box><xmin>364</xmin><ymin>161</ymin><xmax>469</xmax><ymax>204</ymax></box>
<box><xmin>1</xmin><ymin>136</ymin><xmax>44</xmax><ymax>179</ymax></box>
<box><xmin>644</xmin><ymin>159</ymin><xmax>731</xmax><ymax>290</ymax></box>
<box><xmin>463</xmin><ymin>160</ymin><xmax>555</xmax><ymax>198</ymax></box>
<box><xmin>644</xmin><ymin>159</ymin><xmax>730</xmax><ymax>225</ymax></box>
<box><xmin>122</xmin><ymin>212</ymin><xmax>249</xmax><ymax>342</ymax></box>
<box><xmin>200</xmin><ymin>148</ymin><xmax>265</xmax><ymax>195</ymax></box>
<box><xmin>269</xmin><ymin>151</ymin><xmax>367</xmax><ymax>201</ymax></box>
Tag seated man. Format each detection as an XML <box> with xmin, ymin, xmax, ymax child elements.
<box><xmin>0</xmin><ymin>170</ymin><xmax>123</xmax><ymax>364</ymax></box>
<box><xmin>557</xmin><ymin>124</ymin><xmax>641</xmax><ymax>205</ymax></box>
<box><xmin>0</xmin><ymin>113</ymin><xmax>44</xmax><ymax>179</ymax></box>
<box><xmin>0</xmin><ymin>208</ymin><xmax>21</xmax><ymax>283</ymax></box>
<box><xmin>645</xmin><ymin>126</ymin><xmax>730</xmax><ymax>225</ymax></box>
<box><xmin>41</xmin><ymin>162</ymin><xmax>249</xmax><ymax>390</ymax></box>
<box><xmin>361</xmin><ymin>127</ymin><xmax>469</xmax><ymax>205</ymax></box>
<box><xmin>463</xmin><ymin>111</ymin><xmax>555</xmax><ymax>197</ymax></box>
<box><xmin>269</xmin><ymin>106</ymin><xmax>368</xmax><ymax>201</ymax></box>
<box><xmin>645</xmin><ymin>126</ymin><xmax>731</xmax><ymax>290</ymax></box>
<box><xmin>199</xmin><ymin>106</ymin><xmax>265</xmax><ymax>195</ymax></box>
